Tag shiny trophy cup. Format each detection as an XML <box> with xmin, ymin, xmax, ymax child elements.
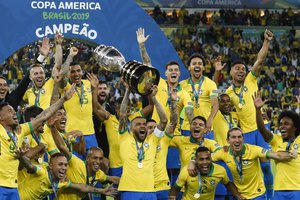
<box><xmin>94</xmin><ymin>45</ymin><xmax>160</xmax><ymax>96</ymax></box>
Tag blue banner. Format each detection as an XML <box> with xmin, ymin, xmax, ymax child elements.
<box><xmin>0</xmin><ymin>0</ymin><xmax>188</xmax><ymax>79</ymax></box>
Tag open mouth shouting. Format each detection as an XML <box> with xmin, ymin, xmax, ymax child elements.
<box><xmin>35</xmin><ymin>78</ymin><xmax>44</xmax><ymax>87</ymax></box>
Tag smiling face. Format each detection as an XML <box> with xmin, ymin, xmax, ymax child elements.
<box><xmin>30</xmin><ymin>66</ymin><xmax>45</xmax><ymax>88</ymax></box>
<box><xmin>279</xmin><ymin>116</ymin><xmax>296</xmax><ymax>141</ymax></box>
<box><xmin>131</xmin><ymin>117</ymin><xmax>147</xmax><ymax>142</ymax></box>
<box><xmin>165</xmin><ymin>64</ymin><xmax>180</xmax><ymax>85</ymax></box>
<box><xmin>87</xmin><ymin>148</ymin><xmax>104</xmax><ymax>173</ymax></box>
<box><xmin>97</xmin><ymin>83</ymin><xmax>109</xmax><ymax>104</ymax></box>
<box><xmin>195</xmin><ymin>151</ymin><xmax>212</xmax><ymax>175</ymax></box>
<box><xmin>49</xmin><ymin>155</ymin><xmax>68</xmax><ymax>181</ymax></box>
<box><xmin>146</xmin><ymin>121</ymin><xmax>157</xmax><ymax>136</ymax></box>
<box><xmin>0</xmin><ymin>105</ymin><xmax>18</xmax><ymax>129</ymax></box>
<box><xmin>227</xmin><ymin>129</ymin><xmax>244</xmax><ymax>153</ymax></box>
<box><xmin>188</xmin><ymin>57</ymin><xmax>204</xmax><ymax>79</ymax></box>
<box><xmin>230</xmin><ymin>64</ymin><xmax>246</xmax><ymax>84</ymax></box>
<box><xmin>54</xmin><ymin>109</ymin><xmax>67</xmax><ymax>132</ymax></box>
<box><xmin>190</xmin><ymin>118</ymin><xmax>206</xmax><ymax>140</ymax></box>
<box><xmin>0</xmin><ymin>78</ymin><xmax>8</xmax><ymax>100</ymax></box>
<box><xmin>219</xmin><ymin>94</ymin><xmax>231</xmax><ymax>115</ymax></box>
<box><xmin>69</xmin><ymin>65</ymin><xmax>83</xmax><ymax>85</ymax></box>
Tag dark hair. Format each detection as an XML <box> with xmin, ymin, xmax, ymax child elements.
<box><xmin>24</xmin><ymin>106</ymin><xmax>44</xmax><ymax>122</ymax></box>
<box><xmin>146</xmin><ymin>119</ymin><xmax>157</xmax><ymax>124</ymax></box>
<box><xmin>227</xmin><ymin>127</ymin><xmax>243</xmax><ymax>139</ymax></box>
<box><xmin>278</xmin><ymin>110</ymin><xmax>300</xmax><ymax>136</ymax></box>
<box><xmin>99</xmin><ymin>80</ymin><xmax>108</xmax><ymax>86</ymax></box>
<box><xmin>0</xmin><ymin>75</ymin><xmax>7</xmax><ymax>81</ymax></box>
<box><xmin>218</xmin><ymin>93</ymin><xmax>229</xmax><ymax>100</ymax></box>
<box><xmin>50</xmin><ymin>152</ymin><xmax>67</xmax><ymax>163</ymax></box>
<box><xmin>165</xmin><ymin>61</ymin><xmax>180</xmax><ymax>70</ymax></box>
<box><xmin>192</xmin><ymin>116</ymin><xmax>207</xmax><ymax>126</ymax></box>
<box><xmin>0</xmin><ymin>102</ymin><xmax>9</xmax><ymax>111</ymax></box>
<box><xmin>187</xmin><ymin>53</ymin><xmax>206</xmax><ymax>67</ymax></box>
<box><xmin>195</xmin><ymin>146</ymin><xmax>210</xmax><ymax>156</ymax></box>
<box><xmin>230</xmin><ymin>60</ymin><xmax>247</xmax><ymax>72</ymax></box>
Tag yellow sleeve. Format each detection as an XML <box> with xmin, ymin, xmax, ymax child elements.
<box><xmin>95</xmin><ymin>169</ymin><xmax>108</xmax><ymax>182</ymax></box>
<box><xmin>251</xmin><ymin>145</ymin><xmax>269</xmax><ymax>159</ymax></box>
<box><xmin>175</xmin><ymin>166</ymin><xmax>189</xmax><ymax>188</ymax></box>
<box><xmin>23</xmin><ymin>89</ymin><xmax>29</xmax><ymax>102</ymax></box>
<box><xmin>268</xmin><ymin>134</ymin><xmax>280</xmax><ymax>151</ymax></box>
<box><xmin>169</xmin><ymin>136</ymin><xmax>180</xmax><ymax>148</ymax></box>
<box><xmin>211</xmin><ymin>148</ymin><xmax>223</xmax><ymax>162</ymax></box>
<box><xmin>208</xmin><ymin>81</ymin><xmax>218</xmax><ymax>99</ymax></box>
<box><xmin>219</xmin><ymin>165</ymin><xmax>230</xmax><ymax>185</ymax></box>
<box><xmin>206</xmin><ymin>139</ymin><xmax>221</xmax><ymax>152</ymax></box>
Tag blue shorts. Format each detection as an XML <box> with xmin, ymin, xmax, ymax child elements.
<box><xmin>120</xmin><ymin>191</ymin><xmax>157</xmax><ymax>200</ymax></box>
<box><xmin>156</xmin><ymin>190</ymin><xmax>169</xmax><ymax>200</ymax></box>
<box><xmin>233</xmin><ymin>193</ymin><xmax>266</xmax><ymax>200</ymax></box>
<box><xmin>0</xmin><ymin>187</ymin><xmax>20</xmax><ymax>200</ymax></box>
<box><xmin>166</xmin><ymin>147</ymin><xmax>181</xmax><ymax>169</ymax></box>
<box><xmin>109</xmin><ymin>167</ymin><xmax>123</xmax><ymax>178</ymax></box>
<box><xmin>215</xmin><ymin>161</ymin><xmax>233</xmax><ymax>196</ymax></box>
<box><xmin>181</xmin><ymin>130</ymin><xmax>214</xmax><ymax>140</ymax></box>
<box><xmin>273</xmin><ymin>190</ymin><xmax>300</xmax><ymax>200</ymax></box>
<box><xmin>243</xmin><ymin>129</ymin><xmax>271</xmax><ymax>150</ymax></box>
<box><xmin>74</xmin><ymin>134</ymin><xmax>98</xmax><ymax>160</ymax></box>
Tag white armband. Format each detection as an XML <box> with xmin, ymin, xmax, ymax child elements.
<box><xmin>153</xmin><ymin>127</ymin><xmax>164</xmax><ymax>138</ymax></box>
<box><xmin>37</xmin><ymin>54</ymin><xmax>46</xmax><ymax>63</ymax></box>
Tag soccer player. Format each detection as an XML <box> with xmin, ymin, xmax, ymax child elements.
<box><xmin>211</xmin><ymin>127</ymin><xmax>297</xmax><ymax>200</ymax></box>
<box><xmin>254</xmin><ymin>91</ymin><xmax>300</xmax><ymax>199</ymax></box>
<box><xmin>169</xmin><ymin>146</ymin><xmax>245</xmax><ymax>200</ymax></box>
<box><xmin>180</xmin><ymin>53</ymin><xmax>219</xmax><ymax>135</ymax></box>
<box><xmin>0</xmin><ymin>84</ymin><xmax>75</xmax><ymax>199</ymax></box>
<box><xmin>49</xmin><ymin>116</ymin><xmax>119</xmax><ymax>200</ymax></box>
<box><xmin>225</xmin><ymin>29</ymin><xmax>274</xmax><ymax>199</ymax></box>
<box><xmin>117</xmin><ymin>83</ymin><xmax>167</xmax><ymax>200</ymax></box>
<box><xmin>18</xmin><ymin>152</ymin><xmax>117</xmax><ymax>200</ymax></box>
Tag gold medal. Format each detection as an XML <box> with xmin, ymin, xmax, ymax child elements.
<box><xmin>138</xmin><ymin>162</ymin><xmax>143</xmax><ymax>169</ymax></box>
<box><xmin>194</xmin><ymin>193</ymin><xmax>200</xmax><ymax>198</ymax></box>
<box><xmin>238</xmin><ymin>103</ymin><xmax>243</xmax><ymax>109</ymax></box>
<box><xmin>38</xmin><ymin>157</ymin><xmax>43</xmax><ymax>164</ymax></box>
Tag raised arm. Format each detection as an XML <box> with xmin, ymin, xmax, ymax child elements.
<box><xmin>253</xmin><ymin>91</ymin><xmax>273</xmax><ymax>142</ymax></box>
<box><xmin>213</xmin><ymin>55</ymin><xmax>226</xmax><ymax>85</ymax></box>
<box><xmin>118</xmin><ymin>84</ymin><xmax>130</xmax><ymax>132</ymax></box>
<box><xmin>206</xmin><ymin>97</ymin><xmax>219</xmax><ymax>132</ymax></box>
<box><xmin>149</xmin><ymin>85</ymin><xmax>168</xmax><ymax>131</ymax></box>
<box><xmin>252</xmin><ymin>29</ymin><xmax>273</xmax><ymax>76</ymax></box>
<box><xmin>65</xmin><ymin>130</ymin><xmax>86</xmax><ymax>155</ymax></box>
<box><xmin>136</xmin><ymin>27</ymin><xmax>152</xmax><ymax>66</ymax></box>
<box><xmin>166</xmin><ymin>88</ymin><xmax>178</xmax><ymax>135</ymax></box>
<box><xmin>52</xmin><ymin>33</ymin><xmax>63</xmax><ymax>74</ymax></box>
<box><xmin>30</xmin><ymin>84</ymin><xmax>76</xmax><ymax>131</ymax></box>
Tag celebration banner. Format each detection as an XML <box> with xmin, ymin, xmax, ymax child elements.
<box><xmin>0</xmin><ymin>0</ymin><xmax>188</xmax><ymax>79</ymax></box>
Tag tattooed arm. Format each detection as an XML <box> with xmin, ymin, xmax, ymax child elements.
<box><xmin>149</xmin><ymin>85</ymin><xmax>168</xmax><ymax>131</ymax></box>
<box><xmin>185</xmin><ymin>107</ymin><xmax>194</xmax><ymax>126</ymax></box>
<box><xmin>136</xmin><ymin>27</ymin><xmax>152</xmax><ymax>66</ymax></box>
<box><xmin>60</xmin><ymin>47</ymin><xmax>79</xmax><ymax>87</ymax></box>
<box><xmin>30</xmin><ymin>84</ymin><xmax>76</xmax><ymax>131</ymax></box>
<box><xmin>166</xmin><ymin>88</ymin><xmax>178</xmax><ymax>136</ymax></box>
<box><xmin>118</xmin><ymin>86</ymin><xmax>130</xmax><ymax>132</ymax></box>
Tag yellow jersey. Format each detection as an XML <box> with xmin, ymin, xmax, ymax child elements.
<box><xmin>0</xmin><ymin>123</ymin><xmax>32</xmax><ymax>188</ymax></box>
<box><xmin>19</xmin><ymin>165</ymin><xmax>71</xmax><ymax>200</ymax></box>
<box><xmin>103</xmin><ymin>115</ymin><xmax>122</xmax><ymax>168</ymax></box>
<box><xmin>212</xmin><ymin>144</ymin><xmax>269</xmax><ymax>199</ymax></box>
<box><xmin>23</xmin><ymin>78</ymin><xmax>54</xmax><ymax>110</ymax></box>
<box><xmin>180</xmin><ymin>76</ymin><xmax>218</xmax><ymax>130</ymax></box>
<box><xmin>269</xmin><ymin>134</ymin><xmax>300</xmax><ymax>190</ymax></box>
<box><xmin>154</xmin><ymin>133</ymin><xmax>172</xmax><ymax>191</ymax></box>
<box><xmin>153</xmin><ymin>78</ymin><xmax>193</xmax><ymax>135</ymax></box>
<box><xmin>58</xmin><ymin>154</ymin><xmax>107</xmax><ymax>200</ymax></box>
<box><xmin>118</xmin><ymin>131</ymin><xmax>160</xmax><ymax>192</ymax></box>
<box><xmin>212</xmin><ymin>111</ymin><xmax>238</xmax><ymax>146</ymax></box>
<box><xmin>170</xmin><ymin>136</ymin><xmax>221</xmax><ymax>167</ymax></box>
<box><xmin>63</xmin><ymin>80</ymin><xmax>94</xmax><ymax>135</ymax></box>
<box><xmin>226</xmin><ymin>72</ymin><xmax>258</xmax><ymax>133</ymax></box>
<box><xmin>175</xmin><ymin>163</ymin><xmax>230</xmax><ymax>200</ymax></box>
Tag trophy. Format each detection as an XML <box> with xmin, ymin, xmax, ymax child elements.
<box><xmin>94</xmin><ymin>45</ymin><xmax>160</xmax><ymax>96</ymax></box>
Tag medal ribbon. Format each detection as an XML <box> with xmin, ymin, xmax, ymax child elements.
<box><xmin>47</xmin><ymin>168</ymin><xmax>58</xmax><ymax>199</ymax></box>
<box><xmin>286</xmin><ymin>138</ymin><xmax>296</xmax><ymax>152</ymax></box>
<box><xmin>233</xmin><ymin>153</ymin><xmax>243</xmax><ymax>179</ymax></box>
<box><xmin>223</xmin><ymin>114</ymin><xmax>234</xmax><ymax>129</ymax></box>
<box><xmin>74</xmin><ymin>83</ymin><xmax>85</xmax><ymax>106</ymax></box>
<box><xmin>196</xmin><ymin>172</ymin><xmax>202</xmax><ymax>195</ymax></box>
<box><xmin>135</xmin><ymin>139</ymin><xmax>144</xmax><ymax>163</ymax></box>
<box><xmin>190</xmin><ymin>137</ymin><xmax>204</xmax><ymax>147</ymax></box>
<box><xmin>190</xmin><ymin>76</ymin><xmax>204</xmax><ymax>106</ymax></box>
<box><xmin>33</xmin><ymin>87</ymin><xmax>42</xmax><ymax>107</ymax></box>
<box><xmin>232</xmin><ymin>84</ymin><xmax>244</xmax><ymax>108</ymax></box>
<box><xmin>5</xmin><ymin>129</ymin><xmax>18</xmax><ymax>149</ymax></box>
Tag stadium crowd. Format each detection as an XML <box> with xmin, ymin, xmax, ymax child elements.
<box><xmin>0</xmin><ymin>19</ymin><xmax>299</xmax><ymax>200</ymax></box>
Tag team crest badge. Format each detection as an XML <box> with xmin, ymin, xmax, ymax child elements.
<box><xmin>144</xmin><ymin>143</ymin><xmax>149</xmax><ymax>149</ymax></box>
<box><xmin>210</xmin><ymin>180</ymin><xmax>215</xmax><ymax>185</ymax></box>
<box><xmin>243</xmin><ymin>160</ymin><xmax>249</xmax><ymax>165</ymax></box>
<box><xmin>243</xmin><ymin>86</ymin><xmax>248</xmax><ymax>92</ymax></box>
<box><xmin>156</xmin><ymin>145</ymin><xmax>161</xmax><ymax>152</ymax></box>
<box><xmin>294</xmin><ymin>144</ymin><xmax>298</xmax><ymax>150</ymax></box>
<box><xmin>41</xmin><ymin>88</ymin><xmax>45</xmax><ymax>94</ymax></box>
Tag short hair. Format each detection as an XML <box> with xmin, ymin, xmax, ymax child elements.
<box><xmin>195</xmin><ymin>146</ymin><xmax>210</xmax><ymax>156</ymax></box>
<box><xmin>192</xmin><ymin>116</ymin><xmax>207</xmax><ymax>126</ymax></box>
<box><xmin>146</xmin><ymin>119</ymin><xmax>157</xmax><ymax>124</ymax></box>
<box><xmin>165</xmin><ymin>61</ymin><xmax>180</xmax><ymax>70</ymax></box>
<box><xmin>99</xmin><ymin>80</ymin><xmax>108</xmax><ymax>86</ymax></box>
<box><xmin>0</xmin><ymin>75</ymin><xmax>7</xmax><ymax>81</ymax></box>
<box><xmin>87</xmin><ymin>146</ymin><xmax>103</xmax><ymax>157</ymax></box>
<box><xmin>230</xmin><ymin>60</ymin><xmax>246</xmax><ymax>71</ymax></box>
<box><xmin>227</xmin><ymin>127</ymin><xmax>243</xmax><ymax>139</ymax></box>
<box><xmin>218</xmin><ymin>93</ymin><xmax>229</xmax><ymax>100</ymax></box>
<box><xmin>187</xmin><ymin>53</ymin><xmax>206</xmax><ymax>67</ymax></box>
<box><xmin>0</xmin><ymin>102</ymin><xmax>9</xmax><ymax>111</ymax></box>
<box><xmin>29</xmin><ymin>64</ymin><xmax>43</xmax><ymax>73</ymax></box>
<box><xmin>278</xmin><ymin>110</ymin><xmax>300</xmax><ymax>136</ymax></box>
<box><xmin>24</xmin><ymin>106</ymin><xmax>44</xmax><ymax>122</ymax></box>
<box><xmin>130</xmin><ymin>116</ymin><xmax>145</xmax><ymax>124</ymax></box>
<box><xmin>49</xmin><ymin>152</ymin><xmax>67</xmax><ymax>163</ymax></box>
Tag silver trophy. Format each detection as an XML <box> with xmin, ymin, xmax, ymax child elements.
<box><xmin>94</xmin><ymin>45</ymin><xmax>160</xmax><ymax>95</ymax></box>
